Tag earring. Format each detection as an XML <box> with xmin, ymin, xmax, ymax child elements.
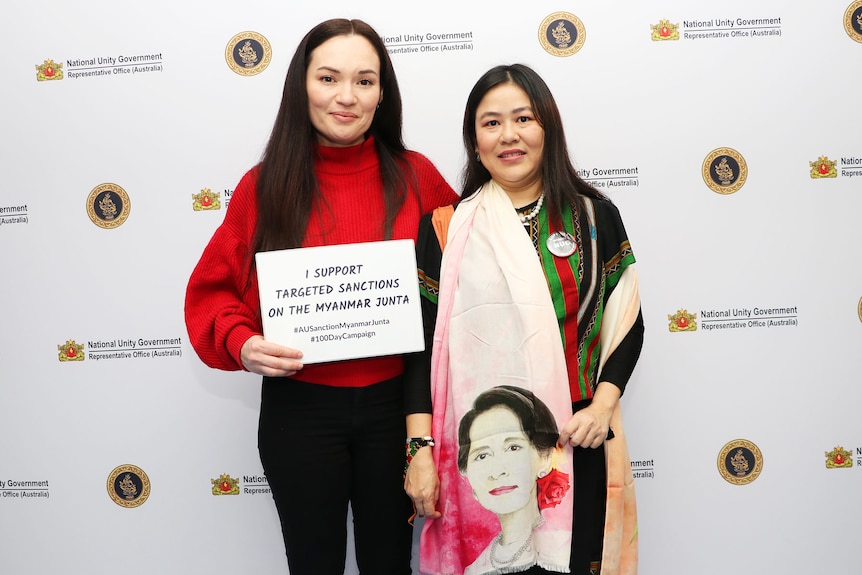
<box><xmin>475</xmin><ymin>151</ymin><xmax>480</xmax><ymax>162</ymax></box>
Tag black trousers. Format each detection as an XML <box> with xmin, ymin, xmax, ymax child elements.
<box><xmin>258</xmin><ymin>376</ymin><xmax>414</xmax><ymax>575</ymax></box>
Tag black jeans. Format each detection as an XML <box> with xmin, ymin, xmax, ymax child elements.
<box><xmin>258</xmin><ymin>376</ymin><xmax>413</xmax><ymax>575</ymax></box>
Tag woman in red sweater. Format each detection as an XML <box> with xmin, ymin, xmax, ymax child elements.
<box><xmin>185</xmin><ymin>18</ymin><xmax>457</xmax><ymax>575</ymax></box>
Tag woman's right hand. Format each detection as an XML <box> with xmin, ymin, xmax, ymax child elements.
<box><xmin>404</xmin><ymin>448</ymin><xmax>441</xmax><ymax>519</ymax></box>
<box><xmin>240</xmin><ymin>335</ymin><xmax>303</xmax><ymax>377</ymax></box>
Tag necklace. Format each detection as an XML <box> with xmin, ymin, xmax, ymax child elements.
<box><xmin>490</xmin><ymin>532</ymin><xmax>533</xmax><ymax>569</ymax></box>
<box><xmin>517</xmin><ymin>193</ymin><xmax>544</xmax><ymax>225</ymax></box>
<box><xmin>489</xmin><ymin>517</ymin><xmax>544</xmax><ymax>569</ymax></box>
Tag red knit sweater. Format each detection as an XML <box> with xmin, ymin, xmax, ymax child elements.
<box><xmin>185</xmin><ymin>137</ymin><xmax>458</xmax><ymax>387</ymax></box>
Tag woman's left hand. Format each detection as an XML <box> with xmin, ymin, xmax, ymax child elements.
<box><xmin>404</xmin><ymin>448</ymin><xmax>441</xmax><ymax>519</ymax></box>
<box><xmin>558</xmin><ymin>381</ymin><xmax>621</xmax><ymax>449</ymax></box>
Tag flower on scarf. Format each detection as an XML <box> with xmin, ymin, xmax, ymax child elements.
<box><xmin>536</xmin><ymin>468</ymin><xmax>570</xmax><ymax>511</ymax></box>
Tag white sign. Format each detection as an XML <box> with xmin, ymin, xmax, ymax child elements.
<box><xmin>255</xmin><ymin>239</ymin><xmax>424</xmax><ymax>364</ymax></box>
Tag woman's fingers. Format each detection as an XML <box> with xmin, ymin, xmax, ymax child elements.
<box><xmin>241</xmin><ymin>335</ymin><xmax>304</xmax><ymax>376</ymax></box>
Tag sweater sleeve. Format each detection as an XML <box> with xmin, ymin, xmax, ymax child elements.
<box><xmin>184</xmin><ymin>169</ymin><xmax>263</xmax><ymax>371</ymax></box>
<box><xmin>407</xmin><ymin>152</ymin><xmax>460</xmax><ymax>213</ymax></box>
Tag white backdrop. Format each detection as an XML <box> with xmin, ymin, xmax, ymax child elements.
<box><xmin>2</xmin><ymin>1</ymin><xmax>861</xmax><ymax>574</ymax></box>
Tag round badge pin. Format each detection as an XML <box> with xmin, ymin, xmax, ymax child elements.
<box><xmin>547</xmin><ymin>231</ymin><xmax>577</xmax><ymax>257</ymax></box>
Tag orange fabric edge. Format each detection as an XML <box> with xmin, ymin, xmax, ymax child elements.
<box><xmin>431</xmin><ymin>205</ymin><xmax>455</xmax><ymax>252</ymax></box>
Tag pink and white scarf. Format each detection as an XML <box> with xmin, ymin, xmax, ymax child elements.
<box><xmin>420</xmin><ymin>182</ymin><xmax>576</xmax><ymax>575</ymax></box>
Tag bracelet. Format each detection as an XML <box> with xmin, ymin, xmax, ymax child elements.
<box><xmin>404</xmin><ymin>436</ymin><xmax>435</xmax><ymax>473</ymax></box>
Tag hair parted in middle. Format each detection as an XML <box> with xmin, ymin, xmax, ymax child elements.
<box><xmin>251</xmin><ymin>18</ymin><xmax>414</xmax><ymax>259</ymax></box>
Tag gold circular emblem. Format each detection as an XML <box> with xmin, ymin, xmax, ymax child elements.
<box><xmin>702</xmin><ymin>147</ymin><xmax>748</xmax><ymax>194</ymax></box>
<box><xmin>87</xmin><ymin>183</ymin><xmax>130</xmax><ymax>229</ymax></box>
<box><xmin>539</xmin><ymin>13</ymin><xmax>586</xmax><ymax>57</ymax></box>
<box><xmin>717</xmin><ymin>439</ymin><xmax>763</xmax><ymax>485</ymax></box>
<box><xmin>845</xmin><ymin>1</ymin><xmax>862</xmax><ymax>43</ymax></box>
<box><xmin>225</xmin><ymin>31</ymin><xmax>272</xmax><ymax>76</ymax></box>
<box><xmin>857</xmin><ymin>296</ymin><xmax>862</xmax><ymax>322</ymax></box>
<box><xmin>107</xmin><ymin>464</ymin><xmax>151</xmax><ymax>508</ymax></box>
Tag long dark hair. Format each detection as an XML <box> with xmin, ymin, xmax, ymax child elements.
<box><xmin>252</xmin><ymin>18</ymin><xmax>410</xmax><ymax>256</ymax></box>
<box><xmin>460</xmin><ymin>64</ymin><xmax>606</xmax><ymax>227</ymax></box>
<box><xmin>457</xmin><ymin>385</ymin><xmax>558</xmax><ymax>473</ymax></box>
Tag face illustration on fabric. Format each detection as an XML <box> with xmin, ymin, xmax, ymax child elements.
<box><xmin>464</xmin><ymin>406</ymin><xmax>544</xmax><ymax>516</ymax></box>
<box><xmin>306</xmin><ymin>34</ymin><xmax>382</xmax><ymax>147</ymax></box>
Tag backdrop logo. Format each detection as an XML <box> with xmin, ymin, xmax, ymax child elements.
<box><xmin>858</xmin><ymin>296</ymin><xmax>862</xmax><ymax>322</ymax></box>
<box><xmin>539</xmin><ymin>12</ymin><xmax>586</xmax><ymax>57</ymax></box>
<box><xmin>35</xmin><ymin>59</ymin><xmax>64</xmax><ymax>81</ymax></box>
<box><xmin>810</xmin><ymin>156</ymin><xmax>838</xmax><ymax>178</ymax></box>
<box><xmin>702</xmin><ymin>147</ymin><xmax>747</xmax><ymax>194</ymax></box>
<box><xmin>717</xmin><ymin>439</ymin><xmax>763</xmax><ymax>485</ymax></box>
<box><xmin>87</xmin><ymin>183</ymin><xmax>130</xmax><ymax>229</ymax></box>
<box><xmin>825</xmin><ymin>446</ymin><xmax>853</xmax><ymax>468</ymax></box>
<box><xmin>211</xmin><ymin>474</ymin><xmax>240</xmax><ymax>495</ymax></box>
<box><xmin>226</xmin><ymin>32</ymin><xmax>272</xmax><ymax>76</ymax></box>
<box><xmin>668</xmin><ymin>309</ymin><xmax>697</xmax><ymax>332</ymax></box>
<box><xmin>845</xmin><ymin>1</ymin><xmax>862</xmax><ymax>43</ymax></box>
<box><xmin>651</xmin><ymin>20</ymin><xmax>680</xmax><ymax>41</ymax></box>
<box><xmin>193</xmin><ymin>188</ymin><xmax>221</xmax><ymax>211</ymax></box>
<box><xmin>58</xmin><ymin>339</ymin><xmax>84</xmax><ymax>362</ymax></box>
<box><xmin>107</xmin><ymin>464</ymin><xmax>151</xmax><ymax>508</ymax></box>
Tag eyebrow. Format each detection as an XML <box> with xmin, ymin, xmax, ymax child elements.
<box><xmin>478</xmin><ymin>106</ymin><xmax>532</xmax><ymax>120</ymax></box>
<box><xmin>469</xmin><ymin>434</ymin><xmax>527</xmax><ymax>453</ymax></box>
<box><xmin>503</xmin><ymin>435</ymin><xmax>528</xmax><ymax>444</ymax></box>
<box><xmin>314</xmin><ymin>65</ymin><xmax>379</xmax><ymax>76</ymax></box>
